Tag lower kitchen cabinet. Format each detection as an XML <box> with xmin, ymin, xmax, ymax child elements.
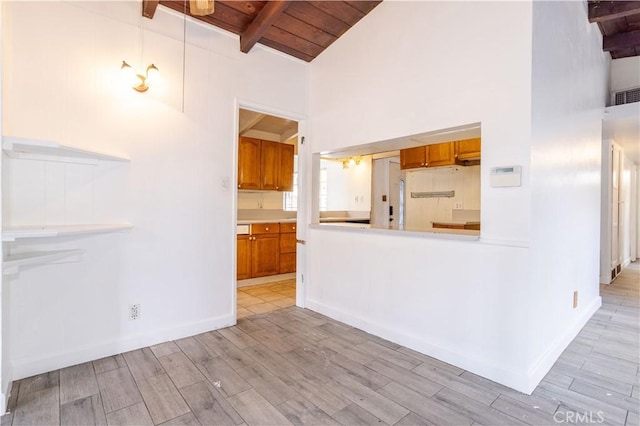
<box><xmin>279</xmin><ymin>253</ymin><xmax>296</xmax><ymax>274</ymax></box>
<box><xmin>237</xmin><ymin>235</ymin><xmax>252</xmax><ymax>280</ymax></box>
<box><xmin>252</xmin><ymin>233</ymin><xmax>280</xmax><ymax>277</ymax></box>
<box><xmin>237</xmin><ymin>223</ymin><xmax>282</xmax><ymax>279</ymax></box>
<box><xmin>279</xmin><ymin>222</ymin><xmax>297</xmax><ymax>274</ymax></box>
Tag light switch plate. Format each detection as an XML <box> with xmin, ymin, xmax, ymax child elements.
<box><xmin>220</xmin><ymin>176</ymin><xmax>230</xmax><ymax>191</ymax></box>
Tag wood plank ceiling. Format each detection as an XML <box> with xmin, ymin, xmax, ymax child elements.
<box><xmin>589</xmin><ymin>1</ymin><xmax>640</xmax><ymax>58</ymax></box>
<box><xmin>153</xmin><ymin>0</ymin><xmax>381</xmax><ymax>62</ymax></box>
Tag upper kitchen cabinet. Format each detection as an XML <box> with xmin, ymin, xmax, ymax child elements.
<box><xmin>426</xmin><ymin>142</ymin><xmax>456</xmax><ymax>167</ymax></box>
<box><xmin>238</xmin><ymin>137</ymin><xmax>261</xmax><ymax>189</ymax></box>
<box><xmin>260</xmin><ymin>140</ymin><xmax>280</xmax><ymax>190</ymax></box>
<box><xmin>278</xmin><ymin>143</ymin><xmax>295</xmax><ymax>191</ymax></box>
<box><xmin>400</xmin><ymin>142</ymin><xmax>456</xmax><ymax>170</ymax></box>
<box><xmin>400</xmin><ymin>146</ymin><xmax>427</xmax><ymax>169</ymax></box>
<box><xmin>238</xmin><ymin>137</ymin><xmax>295</xmax><ymax>191</ymax></box>
<box><xmin>455</xmin><ymin>138</ymin><xmax>481</xmax><ymax>161</ymax></box>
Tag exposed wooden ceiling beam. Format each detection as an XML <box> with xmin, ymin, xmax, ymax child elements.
<box><xmin>280</xmin><ymin>127</ymin><xmax>298</xmax><ymax>143</ymax></box>
<box><xmin>604</xmin><ymin>29</ymin><xmax>640</xmax><ymax>52</ymax></box>
<box><xmin>142</xmin><ymin>0</ymin><xmax>160</xmax><ymax>19</ymax></box>
<box><xmin>240</xmin><ymin>1</ymin><xmax>292</xmax><ymax>53</ymax></box>
<box><xmin>588</xmin><ymin>1</ymin><xmax>640</xmax><ymax>23</ymax></box>
<box><xmin>239</xmin><ymin>113</ymin><xmax>266</xmax><ymax>135</ymax></box>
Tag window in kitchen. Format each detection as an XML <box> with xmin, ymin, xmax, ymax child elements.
<box><xmin>284</xmin><ymin>168</ymin><xmax>328</xmax><ymax>211</ymax></box>
<box><xmin>283</xmin><ymin>173</ymin><xmax>298</xmax><ymax>211</ymax></box>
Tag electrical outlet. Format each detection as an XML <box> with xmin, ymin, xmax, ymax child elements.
<box><xmin>455</xmin><ymin>202</ymin><xmax>463</xmax><ymax>209</ymax></box>
<box><xmin>573</xmin><ymin>291</ymin><xmax>578</xmax><ymax>309</ymax></box>
<box><xmin>129</xmin><ymin>304</ymin><xmax>140</xmax><ymax>320</ymax></box>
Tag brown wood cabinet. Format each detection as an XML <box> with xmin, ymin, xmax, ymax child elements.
<box><xmin>278</xmin><ymin>144</ymin><xmax>295</xmax><ymax>191</ymax></box>
<box><xmin>260</xmin><ymin>141</ymin><xmax>280</xmax><ymax>190</ymax></box>
<box><xmin>455</xmin><ymin>138</ymin><xmax>481</xmax><ymax>161</ymax></box>
<box><xmin>236</xmin><ymin>235</ymin><xmax>252</xmax><ymax>280</ymax></box>
<box><xmin>251</xmin><ymin>223</ymin><xmax>280</xmax><ymax>278</ymax></box>
<box><xmin>238</xmin><ymin>137</ymin><xmax>294</xmax><ymax>191</ymax></box>
<box><xmin>279</xmin><ymin>222</ymin><xmax>296</xmax><ymax>274</ymax></box>
<box><xmin>400</xmin><ymin>143</ymin><xmax>455</xmax><ymax>170</ymax></box>
<box><xmin>432</xmin><ymin>222</ymin><xmax>480</xmax><ymax>231</ymax></box>
<box><xmin>237</xmin><ymin>223</ymin><xmax>283</xmax><ymax>279</ymax></box>
<box><xmin>238</xmin><ymin>137</ymin><xmax>261</xmax><ymax>189</ymax></box>
<box><xmin>427</xmin><ymin>142</ymin><xmax>456</xmax><ymax>167</ymax></box>
<box><xmin>237</xmin><ymin>222</ymin><xmax>297</xmax><ymax>280</ymax></box>
<box><xmin>400</xmin><ymin>146</ymin><xmax>427</xmax><ymax>169</ymax></box>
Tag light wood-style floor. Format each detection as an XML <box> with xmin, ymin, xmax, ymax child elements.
<box><xmin>2</xmin><ymin>266</ymin><xmax>638</xmax><ymax>426</ymax></box>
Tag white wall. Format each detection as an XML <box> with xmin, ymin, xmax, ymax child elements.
<box><xmin>622</xmin><ymin>153</ymin><xmax>633</xmax><ymax>265</ymax></box>
<box><xmin>322</xmin><ymin>156</ymin><xmax>372</xmax><ymax>211</ymax></box>
<box><xmin>610</xmin><ymin>57</ymin><xmax>640</xmax><ymax>94</ymax></box>
<box><xmin>308</xmin><ymin>1</ymin><xmax>537</xmax><ymax>393</ymax></box>
<box><xmin>529</xmin><ymin>0</ymin><xmax>608</xmax><ymax>376</ymax></box>
<box><xmin>2</xmin><ymin>1</ymin><xmax>307</xmax><ymax>379</ymax></box>
<box><xmin>0</xmin><ymin>1</ymin><xmax>6</xmax><ymax>412</ymax></box>
<box><xmin>405</xmin><ymin>165</ymin><xmax>480</xmax><ymax>231</ymax></box>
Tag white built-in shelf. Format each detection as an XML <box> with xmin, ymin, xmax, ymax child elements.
<box><xmin>3</xmin><ymin>249</ymin><xmax>83</xmax><ymax>275</ymax></box>
<box><xmin>2</xmin><ymin>136</ymin><xmax>130</xmax><ymax>164</ymax></box>
<box><xmin>2</xmin><ymin>224</ymin><xmax>133</xmax><ymax>242</ymax></box>
<box><xmin>604</xmin><ymin>102</ymin><xmax>640</xmax><ymax>120</ymax></box>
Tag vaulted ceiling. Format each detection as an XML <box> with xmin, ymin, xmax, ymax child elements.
<box><xmin>143</xmin><ymin>0</ymin><xmax>381</xmax><ymax>62</ymax></box>
<box><xmin>589</xmin><ymin>1</ymin><xmax>640</xmax><ymax>58</ymax></box>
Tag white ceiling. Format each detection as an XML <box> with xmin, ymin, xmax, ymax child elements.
<box><xmin>239</xmin><ymin>109</ymin><xmax>298</xmax><ymax>143</ymax></box>
<box><xmin>319</xmin><ymin>123</ymin><xmax>481</xmax><ymax>159</ymax></box>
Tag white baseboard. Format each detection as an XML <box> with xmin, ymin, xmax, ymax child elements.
<box><xmin>11</xmin><ymin>313</ymin><xmax>236</xmax><ymax>381</ymax></box>
<box><xmin>525</xmin><ymin>295</ymin><xmax>602</xmax><ymax>391</ymax></box>
<box><xmin>305</xmin><ymin>299</ymin><xmax>532</xmax><ymax>394</ymax></box>
<box><xmin>306</xmin><ymin>295</ymin><xmax>601</xmax><ymax>395</ymax></box>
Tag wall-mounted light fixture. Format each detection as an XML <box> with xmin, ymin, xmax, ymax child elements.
<box><xmin>121</xmin><ymin>60</ymin><xmax>159</xmax><ymax>92</ymax></box>
<box><xmin>342</xmin><ymin>156</ymin><xmax>362</xmax><ymax>169</ymax></box>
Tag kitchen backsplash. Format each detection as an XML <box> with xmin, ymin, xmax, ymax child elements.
<box><xmin>405</xmin><ymin>165</ymin><xmax>480</xmax><ymax>230</ymax></box>
<box><xmin>238</xmin><ymin>191</ymin><xmax>284</xmax><ymax>210</ymax></box>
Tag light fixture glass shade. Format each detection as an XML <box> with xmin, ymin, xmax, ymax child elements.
<box><xmin>120</xmin><ymin>60</ymin><xmax>137</xmax><ymax>87</ymax></box>
<box><xmin>190</xmin><ymin>0</ymin><xmax>214</xmax><ymax>16</ymax></box>
<box><xmin>121</xmin><ymin>61</ymin><xmax>160</xmax><ymax>92</ymax></box>
<box><xmin>146</xmin><ymin>64</ymin><xmax>160</xmax><ymax>86</ymax></box>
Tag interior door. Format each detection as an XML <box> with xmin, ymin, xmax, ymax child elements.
<box><xmin>296</xmin><ymin>122</ymin><xmax>308</xmax><ymax>308</ymax></box>
<box><xmin>611</xmin><ymin>145</ymin><xmax>621</xmax><ymax>273</ymax></box>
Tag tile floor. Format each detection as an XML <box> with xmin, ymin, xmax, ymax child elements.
<box><xmin>237</xmin><ymin>280</ymin><xmax>296</xmax><ymax>319</ymax></box>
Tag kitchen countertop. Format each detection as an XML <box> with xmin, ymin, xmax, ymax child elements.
<box><xmin>319</xmin><ymin>216</ymin><xmax>370</xmax><ymax>223</ymax></box>
<box><xmin>432</xmin><ymin>221</ymin><xmax>480</xmax><ymax>226</ymax></box>
<box><xmin>237</xmin><ymin>218</ymin><xmax>297</xmax><ymax>225</ymax></box>
<box><xmin>314</xmin><ymin>222</ymin><xmax>480</xmax><ymax>241</ymax></box>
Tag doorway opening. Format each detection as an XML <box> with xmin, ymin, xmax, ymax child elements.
<box><xmin>235</xmin><ymin>107</ymin><xmax>302</xmax><ymax>319</ymax></box>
